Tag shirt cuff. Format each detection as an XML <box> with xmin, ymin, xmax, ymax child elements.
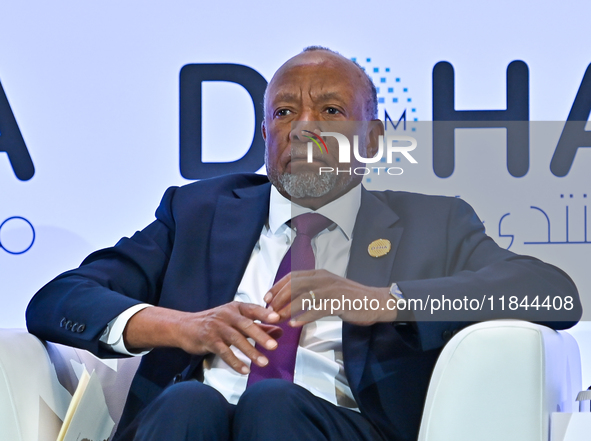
<box><xmin>99</xmin><ymin>303</ymin><xmax>154</xmax><ymax>356</ymax></box>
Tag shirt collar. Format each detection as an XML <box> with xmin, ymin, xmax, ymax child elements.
<box><xmin>268</xmin><ymin>184</ymin><xmax>362</xmax><ymax>240</ymax></box>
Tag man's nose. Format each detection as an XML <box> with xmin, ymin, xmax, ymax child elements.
<box><xmin>290</xmin><ymin>120</ymin><xmax>322</xmax><ymax>143</ymax></box>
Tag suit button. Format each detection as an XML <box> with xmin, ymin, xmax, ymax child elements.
<box><xmin>173</xmin><ymin>374</ymin><xmax>183</xmax><ymax>384</ymax></box>
<box><xmin>76</xmin><ymin>324</ymin><xmax>86</xmax><ymax>333</ymax></box>
<box><xmin>60</xmin><ymin>318</ymin><xmax>66</xmax><ymax>328</ymax></box>
<box><xmin>65</xmin><ymin>320</ymin><xmax>73</xmax><ymax>331</ymax></box>
<box><xmin>71</xmin><ymin>322</ymin><xmax>79</xmax><ymax>332</ymax></box>
<box><xmin>442</xmin><ymin>330</ymin><xmax>452</xmax><ymax>341</ymax></box>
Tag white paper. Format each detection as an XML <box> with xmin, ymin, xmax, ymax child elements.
<box><xmin>57</xmin><ymin>370</ymin><xmax>115</xmax><ymax>441</ymax></box>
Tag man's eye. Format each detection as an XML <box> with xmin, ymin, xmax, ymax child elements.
<box><xmin>275</xmin><ymin>109</ymin><xmax>291</xmax><ymax>117</ymax></box>
<box><xmin>326</xmin><ymin>107</ymin><xmax>340</xmax><ymax>115</ymax></box>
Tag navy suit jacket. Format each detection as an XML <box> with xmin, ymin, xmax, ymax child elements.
<box><xmin>26</xmin><ymin>173</ymin><xmax>581</xmax><ymax>441</ymax></box>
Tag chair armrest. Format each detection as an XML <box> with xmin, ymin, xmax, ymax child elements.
<box><xmin>418</xmin><ymin>320</ymin><xmax>581</xmax><ymax>441</ymax></box>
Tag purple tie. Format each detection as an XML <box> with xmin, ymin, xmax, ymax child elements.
<box><xmin>246</xmin><ymin>213</ymin><xmax>332</xmax><ymax>385</ymax></box>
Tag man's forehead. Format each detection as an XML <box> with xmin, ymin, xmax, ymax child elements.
<box><xmin>268</xmin><ymin>51</ymin><xmax>363</xmax><ymax>96</ymax></box>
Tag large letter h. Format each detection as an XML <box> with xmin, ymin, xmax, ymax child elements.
<box><xmin>432</xmin><ymin>61</ymin><xmax>529</xmax><ymax>177</ymax></box>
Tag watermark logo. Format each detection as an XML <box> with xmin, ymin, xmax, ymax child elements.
<box><xmin>306</xmin><ymin>132</ymin><xmax>418</xmax><ymax>164</ymax></box>
<box><xmin>303</xmin><ymin>130</ymin><xmax>328</xmax><ymax>154</ymax></box>
<box><xmin>300</xmin><ymin>122</ymin><xmax>418</xmax><ymax>176</ymax></box>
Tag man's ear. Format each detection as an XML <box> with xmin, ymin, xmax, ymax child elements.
<box><xmin>262</xmin><ymin>120</ymin><xmax>267</xmax><ymax>141</ymax></box>
<box><xmin>366</xmin><ymin>119</ymin><xmax>385</xmax><ymax>158</ymax></box>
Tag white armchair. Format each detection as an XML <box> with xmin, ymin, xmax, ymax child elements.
<box><xmin>0</xmin><ymin>328</ymin><xmax>140</xmax><ymax>441</ymax></box>
<box><xmin>419</xmin><ymin>320</ymin><xmax>581</xmax><ymax>441</ymax></box>
<box><xmin>0</xmin><ymin>321</ymin><xmax>581</xmax><ymax>441</ymax></box>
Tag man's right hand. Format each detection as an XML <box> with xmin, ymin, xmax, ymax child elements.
<box><xmin>122</xmin><ymin>303</ymin><xmax>282</xmax><ymax>374</ymax></box>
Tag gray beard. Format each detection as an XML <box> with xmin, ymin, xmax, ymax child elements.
<box><xmin>277</xmin><ymin>171</ymin><xmax>338</xmax><ymax>199</ymax></box>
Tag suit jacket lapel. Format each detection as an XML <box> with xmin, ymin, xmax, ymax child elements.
<box><xmin>208</xmin><ymin>182</ymin><xmax>271</xmax><ymax>308</ymax></box>
<box><xmin>343</xmin><ymin>187</ymin><xmax>404</xmax><ymax>393</ymax></box>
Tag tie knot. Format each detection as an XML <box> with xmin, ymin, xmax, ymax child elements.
<box><xmin>291</xmin><ymin>213</ymin><xmax>332</xmax><ymax>238</ymax></box>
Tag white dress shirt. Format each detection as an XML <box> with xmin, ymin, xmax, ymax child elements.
<box><xmin>101</xmin><ymin>184</ymin><xmax>362</xmax><ymax>409</ymax></box>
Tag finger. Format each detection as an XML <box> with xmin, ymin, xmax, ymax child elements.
<box><xmin>211</xmin><ymin>340</ymin><xmax>250</xmax><ymax>375</ymax></box>
<box><xmin>289</xmin><ymin>270</ymin><xmax>320</xmax><ymax>295</ymax></box>
<box><xmin>269</xmin><ymin>279</ymin><xmax>294</xmax><ymax>319</ymax></box>
<box><xmin>269</xmin><ymin>270</ymin><xmax>318</xmax><ymax>314</ymax></box>
<box><xmin>289</xmin><ymin>306</ymin><xmax>329</xmax><ymax>327</ymax></box>
<box><xmin>264</xmin><ymin>272</ymin><xmax>291</xmax><ymax>304</ymax></box>
<box><xmin>233</xmin><ymin>313</ymin><xmax>279</xmax><ymax>351</ymax></box>
<box><xmin>276</xmin><ymin>285</ymin><xmax>320</xmax><ymax>321</ymax></box>
<box><xmin>219</xmin><ymin>325</ymin><xmax>270</xmax><ymax>368</ymax></box>
<box><xmin>291</xmin><ymin>293</ymin><xmax>331</xmax><ymax>324</ymax></box>
<box><xmin>238</xmin><ymin>302</ymin><xmax>280</xmax><ymax>323</ymax></box>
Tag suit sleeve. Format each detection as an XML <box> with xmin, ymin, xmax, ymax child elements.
<box><xmin>26</xmin><ymin>187</ymin><xmax>179</xmax><ymax>358</ymax></box>
<box><xmin>396</xmin><ymin>197</ymin><xmax>582</xmax><ymax>352</ymax></box>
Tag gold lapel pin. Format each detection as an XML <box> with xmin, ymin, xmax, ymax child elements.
<box><xmin>368</xmin><ymin>239</ymin><xmax>391</xmax><ymax>258</ymax></box>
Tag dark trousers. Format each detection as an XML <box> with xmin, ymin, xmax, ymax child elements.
<box><xmin>117</xmin><ymin>379</ymin><xmax>384</xmax><ymax>441</ymax></box>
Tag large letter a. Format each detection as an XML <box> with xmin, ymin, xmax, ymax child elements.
<box><xmin>0</xmin><ymin>79</ymin><xmax>34</xmax><ymax>181</ymax></box>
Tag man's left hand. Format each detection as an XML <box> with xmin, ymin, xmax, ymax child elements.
<box><xmin>264</xmin><ymin>270</ymin><xmax>398</xmax><ymax>326</ymax></box>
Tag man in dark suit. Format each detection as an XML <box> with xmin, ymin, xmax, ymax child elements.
<box><xmin>26</xmin><ymin>47</ymin><xmax>581</xmax><ymax>441</ymax></box>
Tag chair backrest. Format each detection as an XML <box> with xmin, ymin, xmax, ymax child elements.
<box><xmin>418</xmin><ymin>320</ymin><xmax>582</xmax><ymax>441</ymax></box>
<box><xmin>0</xmin><ymin>328</ymin><xmax>141</xmax><ymax>441</ymax></box>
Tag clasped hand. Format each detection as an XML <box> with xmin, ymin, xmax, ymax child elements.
<box><xmin>185</xmin><ymin>271</ymin><xmax>396</xmax><ymax>374</ymax></box>
<box><xmin>264</xmin><ymin>269</ymin><xmax>397</xmax><ymax>326</ymax></box>
<box><xmin>126</xmin><ymin>271</ymin><xmax>397</xmax><ymax>376</ymax></box>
